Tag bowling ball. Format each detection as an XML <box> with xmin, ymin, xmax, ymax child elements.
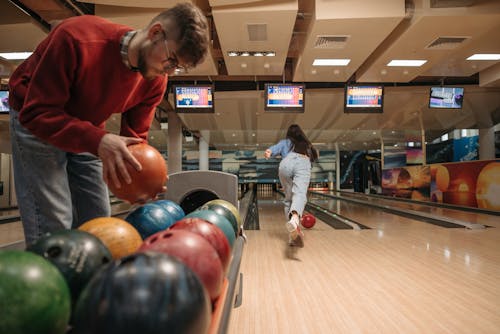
<box><xmin>154</xmin><ymin>199</ymin><xmax>185</xmax><ymax>221</ymax></box>
<box><xmin>186</xmin><ymin>209</ymin><xmax>236</xmax><ymax>248</ymax></box>
<box><xmin>0</xmin><ymin>250</ymin><xmax>71</xmax><ymax>334</ymax></box>
<box><xmin>27</xmin><ymin>229</ymin><xmax>112</xmax><ymax>306</ymax></box>
<box><xmin>125</xmin><ymin>203</ymin><xmax>176</xmax><ymax>239</ymax></box>
<box><xmin>139</xmin><ymin>229</ymin><xmax>224</xmax><ymax>302</ymax></box>
<box><xmin>301</xmin><ymin>213</ymin><xmax>316</xmax><ymax>229</ymax></box>
<box><xmin>107</xmin><ymin>143</ymin><xmax>168</xmax><ymax>204</ymax></box>
<box><xmin>171</xmin><ymin>217</ymin><xmax>231</xmax><ymax>272</ymax></box>
<box><xmin>73</xmin><ymin>252</ymin><xmax>211</xmax><ymax>334</ymax></box>
<box><xmin>79</xmin><ymin>217</ymin><xmax>142</xmax><ymax>259</ymax></box>
<box><xmin>199</xmin><ymin>199</ymin><xmax>240</xmax><ymax>237</ymax></box>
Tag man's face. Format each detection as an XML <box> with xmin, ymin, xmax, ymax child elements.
<box><xmin>137</xmin><ymin>28</ymin><xmax>189</xmax><ymax>80</ymax></box>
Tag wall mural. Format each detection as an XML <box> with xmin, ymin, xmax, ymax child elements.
<box><xmin>382</xmin><ymin>160</ymin><xmax>500</xmax><ymax>211</ymax></box>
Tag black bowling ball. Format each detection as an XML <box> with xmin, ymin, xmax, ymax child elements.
<box><xmin>72</xmin><ymin>252</ymin><xmax>211</xmax><ymax>334</ymax></box>
<box><xmin>27</xmin><ymin>229</ymin><xmax>112</xmax><ymax>306</ymax></box>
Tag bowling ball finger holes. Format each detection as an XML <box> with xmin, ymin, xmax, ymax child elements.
<box><xmin>46</xmin><ymin>246</ymin><xmax>62</xmax><ymax>258</ymax></box>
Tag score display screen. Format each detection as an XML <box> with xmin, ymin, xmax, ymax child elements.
<box><xmin>344</xmin><ymin>85</ymin><xmax>384</xmax><ymax>113</ymax></box>
<box><xmin>264</xmin><ymin>84</ymin><xmax>304</xmax><ymax>112</ymax></box>
<box><xmin>174</xmin><ymin>86</ymin><xmax>214</xmax><ymax>113</ymax></box>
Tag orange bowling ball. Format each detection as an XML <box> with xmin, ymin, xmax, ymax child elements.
<box><xmin>78</xmin><ymin>217</ymin><xmax>143</xmax><ymax>259</ymax></box>
<box><xmin>108</xmin><ymin>143</ymin><xmax>168</xmax><ymax>204</ymax></box>
<box><xmin>301</xmin><ymin>213</ymin><xmax>316</xmax><ymax>229</ymax></box>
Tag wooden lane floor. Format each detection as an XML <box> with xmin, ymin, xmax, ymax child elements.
<box><xmin>228</xmin><ymin>193</ymin><xmax>500</xmax><ymax>334</ymax></box>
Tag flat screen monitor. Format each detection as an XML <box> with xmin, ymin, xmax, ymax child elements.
<box><xmin>264</xmin><ymin>83</ymin><xmax>305</xmax><ymax>113</ymax></box>
<box><xmin>344</xmin><ymin>84</ymin><xmax>384</xmax><ymax>113</ymax></box>
<box><xmin>429</xmin><ymin>86</ymin><xmax>464</xmax><ymax>109</ymax></box>
<box><xmin>174</xmin><ymin>85</ymin><xmax>214</xmax><ymax>113</ymax></box>
<box><xmin>0</xmin><ymin>90</ymin><xmax>10</xmax><ymax>114</ymax></box>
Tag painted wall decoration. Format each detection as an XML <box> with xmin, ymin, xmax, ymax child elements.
<box><xmin>426</xmin><ymin>140</ymin><xmax>453</xmax><ymax>164</ymax></box>
<box><xmin>381</xmin><ymin>165</ymin><xmax>431</xmax><ymax>201</ymax></box>
<box><xmin>339</xmin><ymin>151</ymin><xmax>365</xmax><ymax>189</ymax></box>
<box><xmin>453</xmin><ymin>135</ymin><xmax>478</xmax><ymax>162</ymax></box>
<box><xmin>174</xmin><ymin>149</ymin><xmax>335</xmax><ymax>185</ymax></box>
<box><xmin>383</xmin><ymin>146</ymin><xmax>406</xmax><ymax>168</ymax></box>
<box><xmin>406</xmin><ymin>147</ymin><xmax>423</xmax><ymax>165</ymax></box>
<box><xmin>381</xmin><ymin>159</ymin><xmax>500</xmax><ymax>211</ymax></box>
<box><xmin>431</xmin><ymin>160</ymin><xmax>500</xmax><ymax>210</ymax></box>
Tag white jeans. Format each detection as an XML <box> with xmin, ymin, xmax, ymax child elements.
<box><xmin>9</xmin><ymin>110</ymin><xmax>110</xmax><ymax>245</ymax></box>
<box><xmin>278</xmin><ymin>152</ymin><xmax>311</xmax><ymax>220</ymax></box>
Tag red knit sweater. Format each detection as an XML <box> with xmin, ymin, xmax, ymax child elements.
<box><xmin>9</xmin><ymin>15</ymin><xmax>167</xmax><ymax>156</ymax></box>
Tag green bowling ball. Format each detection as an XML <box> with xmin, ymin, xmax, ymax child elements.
<box><xmin>186</xmin><ymin>209</ymin><xmax>236</xmax><ymax>247</ymax></box>
<box><xmin>0</xmin><ymin>250</ymin><xmax>71</xmax><ymax>334</ymax></box>
<box><xmin>199</xmin><ymin>199</ymin><xmax>241</xmax><ymax>237</ymax></box>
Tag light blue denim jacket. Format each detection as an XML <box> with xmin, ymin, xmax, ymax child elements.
<box><xmin>268</xmin><ymin>139</ymin><xmax>293</xmax><ymax>158</ymax></box>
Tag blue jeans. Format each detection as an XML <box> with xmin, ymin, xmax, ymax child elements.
<box><xmin>278</xmin><ymin>152</ymin><xmax>311</xmax><ymax>219</ymax></box>
<box><xmin>9</xmin><ymin>110</ymin><xmax>110</xmax><ymax>245</ymax></box>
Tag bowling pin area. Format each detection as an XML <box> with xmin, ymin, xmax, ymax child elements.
<box><xmin>1</xmin><ymin>175</ymin><xmax>500</xmax><ymax>333</ymax></box>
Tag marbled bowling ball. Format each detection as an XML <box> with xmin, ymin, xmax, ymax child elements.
<box><xmin>154</xmin><ymin>199</ymin><xmax>185</xmax><ymax>222</ymax></box>
<box><xmin>171</xmin><ymin>217</ymin><xmax>232</xmax><ymax>273</ymax></box>
<box><xmin>27</xmin><ymin>229</ymin><xmax>112</xmax><ymax>306</ymax></box>
<box><xmin>186</xmin><ymin>209</ymin><xmax>236</xmax><ymax>248</ymax></box>
<box><xmin>107</xmin><ymin>143</ymin><xmax>168</xmax><ymax>204</ymax></box>
<box><xmin>79</xmin><ymin>217</ymin><xmax>142</xmax><ymax>259</ymax></box>
<box><xmin>73</xmin><ymin>252</ymin><xmax>211</xmax><ymax>334</ymax></box>
<box><xmin>0</xmin><ymin>250</ymin><xmax>71</xmax><ymax>334</ymax></box>
<box><xmin>125</xmin><ymin>202</ymin><xmax>176</xmax><ymax>239</ymax></box>
<box><xmin>199</xmin><ymin>199</ymin><xmax>241</xmax><ymax>237</ymax></box>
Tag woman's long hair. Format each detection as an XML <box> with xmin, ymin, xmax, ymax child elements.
<box><xmin>286</xmin><ymin>124</ymin><xmax>318</xmax><ymax>162</ymax></box>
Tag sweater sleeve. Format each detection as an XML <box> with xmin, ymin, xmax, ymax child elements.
<box><xmin>18</xmin><ymin>28</ymin><xmax>108</xmax><ymax>155</ymax></box>
<box><xmin>120</xmin><ymin>79</ymin><xmax>167</xmax><ymax>140</ymax></box>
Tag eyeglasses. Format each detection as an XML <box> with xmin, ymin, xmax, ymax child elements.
<box><xmin>162</xmin><ymin>35</ymin><xmax>189</xmax><ymax>74</ymax></box>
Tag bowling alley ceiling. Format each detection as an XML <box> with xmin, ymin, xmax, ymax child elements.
<box><xmin>1</xmin><ymin>0</ymin><xmax>500</xmax><ymax>152</ymax></box>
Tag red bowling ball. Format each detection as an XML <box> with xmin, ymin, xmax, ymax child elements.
<box><xmin>301</xmin><ymin>213</ymin><xmax>316</xmax><ymax>229</ymax></box>
<box><xmin>171</xmin><ymin>217</ymin><xmax>232</xmax><ymax>273</ymax></box>
<box><xmin>107</xmin><ymin>143</ymin><xmax>168</xmax><ymax>204</ymax></box>
<box><xmin>139</xmin><ymin>229</ymin><xmax>224</xmax><ymax>302</ymax></box>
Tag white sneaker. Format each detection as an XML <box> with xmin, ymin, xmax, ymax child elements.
<box><xmin>287</xmin><ymin>214</ymin><xmax>304</xmax><ymax>248</ymax></box>
<box><xmin>286</xmin><ymin>214</ymin><xmax>300</xmax><ymax>232</ymax></box>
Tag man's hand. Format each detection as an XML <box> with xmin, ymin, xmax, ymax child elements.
<box><xmin>97</xmin><ymin>134</ymin><xmax>144</xmax><ymax>189</ymax></box>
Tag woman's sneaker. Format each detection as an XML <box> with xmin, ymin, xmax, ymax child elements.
<box><xmin>286</xmin><ymin>215</ymin><xmax>304</xmax><ymax>248</ymax></box>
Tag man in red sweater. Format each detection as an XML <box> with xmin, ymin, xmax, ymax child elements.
<box><xmin>8</xmin><ymin>3</ymin><xmax>209</xmax><ymax>245</ymax></box>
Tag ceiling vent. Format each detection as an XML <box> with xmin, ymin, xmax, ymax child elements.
<box><xmin>425</xmin><ymin>36</ymin><xmax>469</xmax><ymax>50</ymax></box>
<box><xmin>247</xmin><ymin>24</ymin><xmax>267</xmax><ymax>41</ymax></box>
<box><xmin>314</xmin><ymin>35</ymin><xmax>349</xmax><ymax>49</ymax></box>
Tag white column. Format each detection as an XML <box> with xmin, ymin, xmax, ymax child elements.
<box><xmin>199</xmin><ymin>130</ymin><xmax>210</xmax><ymax>170</ymax></box>
<box><xmin>167</xmin><ymin>110</ymin><xmax>183</xmax><ymax>174</ymax></box>
<box><xmin>479</xmin><ymin>127</ymin><xmax>495</xmax><ymax>160</ymax></box>
<box><xmin>335</xmin><ymin>142</ymin><xmax>340</xmax><ymax>191</ymax></box>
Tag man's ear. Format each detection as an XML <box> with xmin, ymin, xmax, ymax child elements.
<box><xmin>147</xmin><ymin>23</ymin><xmax>163</xmax><ymax>41</ymax></box>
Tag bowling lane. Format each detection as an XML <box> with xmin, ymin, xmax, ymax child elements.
<box><xmin>228</xmin><ymin>194</ymin><xmax>500</xmax><ymax>334</ymax></box>
<box><xmin>307</xmin><ymin>193</ymin><xmax>446</xmax><ymax>232</ymax></box>
<box><xmin>324</xmin><ymin>191</ymin><xmax>500</xmax><ymax>229</ymax></box>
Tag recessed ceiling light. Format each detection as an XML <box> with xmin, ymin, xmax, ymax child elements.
<box><xmin>253</xmin><ymin>52</ymin><xmax>263</xmax><ymax>56</ymax></box>
<box><xmin>0</xmin><ymin>52</ymin><xmax>32</xmax><ymax>60</ymax></box>
<box><xmin>387</xmin><ymin>60</ymin><xmax>427</xmax><ymax>67</ymax></box>
<box><xmin>265</xmin><ymin>52</ymin><xmax>275</xmax><ymax>57</ymax></box>
<box><xmin>240</xmin><ymin>52</ymin><xmax>250</xmax><ymax>56</ymax></box>
<box><xmin>466</xmin><ymin>54</ymin><xmax>500</xmax><ymax>60</ymax></box>
<box><xmin>228</xmin><ymin>51</ymin><xmax>238</xmax><ymax>57</ymax></box>
<box><xmin>313</xmin><ymin>59</ymin><xmax>350</xmax><ymax>66</ymax></box>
